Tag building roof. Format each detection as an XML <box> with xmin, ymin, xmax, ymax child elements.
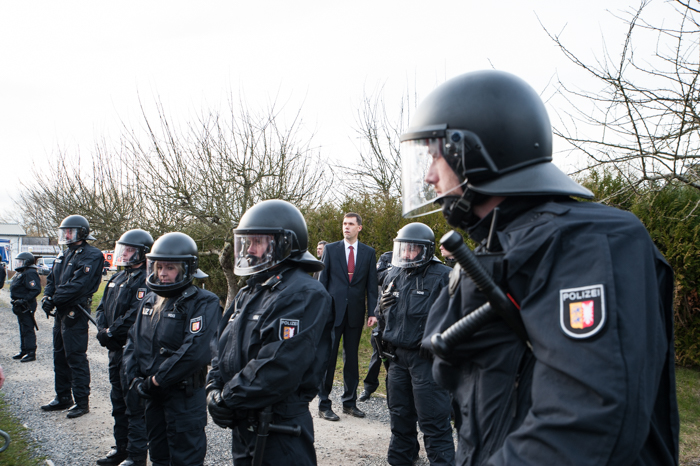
<box><xmin>0</xmin><ymin>223</ymin><xmax>26</xmax><ymax>236</ymax></box>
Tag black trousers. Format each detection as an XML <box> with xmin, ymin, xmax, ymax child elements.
<box><xmin>145</xmin><ymin>386</ymin><xmax>207</xmax><ymax>466</ymax></box>
<box><xmin>387</xmin><ymin>348</ymin><xmax>455</xmax><ymax>466</ymax></box>
<box><xmin>318</xmin><ymin>310</ymin><xmax>362</xmax><ymax>410</ymax></box>
<box><xmin>108</xmin><ymin>349</ymin><xmax>147</xmax><ymax>457</ymax></box>
<box><xmin>362</xmin><ymin>335</ymin><xmax>383</xmax><ymax>394</ymax></box>
<box><xmin>15</xmin><ymin>309</ymin><xmax>36</xmax><ymax>352</ymax></box>
<box><xmin>52</xmin><ymin>313</ymin><xmax>90</xmax><ymax>402</ymax></box>
<box><xmin>232</xmin><ymin>407</ymin><xmax>316</xmax><ymax>466</ymax></box>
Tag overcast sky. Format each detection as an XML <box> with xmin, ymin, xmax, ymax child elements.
<box><xmin>0</xmin><ymin>0</ymin><xmax>662</xmax><ymax>221</ymax></box>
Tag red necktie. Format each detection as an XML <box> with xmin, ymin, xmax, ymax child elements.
<box><xmin>348</xmin><ymin>245</ymin><xmax>355</xmax><ymax>282</ymax></box>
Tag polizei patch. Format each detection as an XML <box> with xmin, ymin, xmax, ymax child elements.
<box><xmin>137</xmin><ymin>288</ymin><xmax>147</xmax><ymax>300</ymax></box>
<box><xmin>190</xmin><ymin>316</ymin><xmax>203</xmax><ymax>334</ymax></box>
<box><xmin>280</xmin><ymin>319</ymin><xmax>300</xmax><ymax>340</ymax></box>
<box><xmin>560</xmin><ymin>284</ymin><xmax>605</xmax><ymax>339</ymax></box>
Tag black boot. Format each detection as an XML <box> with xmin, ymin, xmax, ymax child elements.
<box><xmin>41</xmin><ymin>396</ymin><xmax>73</xmax><ymax>411</ymax></box>
<box><xmin>20</xmin><ymin>351</ymin><xmax>36</xmax><ymax>362</ymax></box>
<box><xmin>66</xmin><ymin>400</ymin><xmax>89</xmax><ymax>419</ymax></box>
<box><xmin>96</xmin><ymin>446</ymin><xmax>128</xmax><ymax>465</ymax></box>
<box><xmin>118</xmin><ymin>456</ymin><xmax>147</xmax><ymax>466</ymax></box>
<box><xmin>12</xmin><ymin>351</ymin><xmax>26</xmax><ymax>360</ymax></box>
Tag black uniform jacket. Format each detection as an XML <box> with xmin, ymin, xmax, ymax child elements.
<box><xmin>96</xmin><ymin>267</ymin><xmax>148</xmax><ymax>346</ymax></box>
<box><xmin>44</xmin><ymin>243</ymin><xmax>105</xmax><ymax>312</ymax></box>
<box><xmin>10</xmin><ymin>267</ymin><xmax>42</xmax><ymax>311</ymax></box>
<box><xmin>423</xmin><ymin>199</ymin><xmax>678</xmax><ymax>466</ymax></box>
<box><xmin>208</xmin><ymin>266</ymin><xmax>334</xmax><ymax>412</ymax></box>
<box><xmin>124</xmin><ymin>285</ymin><xmax>221</xmax><ymax>388</ymax></box>
<box><xmin>378</xmin><ymin>259</ymin><xmax>450</xmax><ymax>350</ymax></box>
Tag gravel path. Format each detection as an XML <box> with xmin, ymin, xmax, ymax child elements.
<box><xmin>0</xmin><ymin>287</ymin><xmax>441</xmax><ymax>465</ymax></box>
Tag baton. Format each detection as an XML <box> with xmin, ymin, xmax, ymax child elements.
<box><xmin>430</xmin><ymin>231</ymin><xmax>530</xmax><ymax>359</ymax></box>
<box><xmin>76</xmin><ymin>303</ymin><xmax>98</xmax><ymax>327</ymax></box>
<box><xmin>252</xmin><ymin>406</ymin><xmax>301</xmax><ymax>466</ymax></box>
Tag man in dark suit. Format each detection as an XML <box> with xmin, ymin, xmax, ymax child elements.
<box><xmin>318</xmin><ymin>213</ymin><xmax>378</xmax><ymax>421</ymax></box>
<box><xmin>312</xmin><ymin>241</ymin><xmax>327</xmax><ymax>280</ymax></box>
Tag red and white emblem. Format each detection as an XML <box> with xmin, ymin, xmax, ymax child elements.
<box><xmin>84</xmin><ymin>265</ymin><xmax>91</xmax><ymax>273</ymax></box>
<box><xmin>190</xmin><ymin>316</ymin><xmax>203</xmax><ymax>334</ymax></box>
<box><xmin>137</xmin><ymin>288</ymin><xmax>147</xmax><ymax>300</ymax></box>
<box><xmin>279</xmin><ymin>319</ymin><xmax>300</xmax><ymax>340</ymax></box>
<box><xmin>560</xmin><ymin>284</ymin><xmax>606</xmax><ymax>339</ymax></box>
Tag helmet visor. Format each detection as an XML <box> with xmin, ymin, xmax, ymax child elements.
<box><xmin>13</xmin><ymin>258</ymin><xmax>26</xmax><ymax>270</ymax></box>
<box><xmin>147</xmin><ymin>260</ymin><xmax>190</xmax><ymax>287</ymax></box>
<box><xmin>114</xmin><ymin>243</ymin><xmax>145</xmax><ymax>266</ymax></box>
<box><xmin>401</xmin><ymin>137</ymin><xmax>466</xmax><ymax>218</ymax></box>
<box><xmin>234</xmin><ymin>233</ymin><xmax>279</xmax><ymax>276</ymax></box>
<box><xmin>391</xmin><ymin>241</ymin><xmax>428</xmax><ymax>268</ymax></box>
<box><xmin>58</xmin><ymin>227</ymin><xmax>81</xmax><ymax>245</ymax></box>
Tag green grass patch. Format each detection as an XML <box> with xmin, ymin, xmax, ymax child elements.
<box><xmin>677</xmin><ymin>366</ymin><xmax>700</xmax><ymax>463</ymax></box>
<box><xmin>0</xmin><ymin>393</ymin><xmax>46</xmax><ymax>466</ymax></box>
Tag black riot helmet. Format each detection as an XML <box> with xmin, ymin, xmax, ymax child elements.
<box><xmin>145</xmin><ymin>232</ymin><xmax>208</xmax><ymax>298</ymax></box>
<box><xmin>114</xmin><ymin>229</ymin><xmax>154</xmax><ymax>267</ymax></box>
<box><xmin>13</xmin><ymin>252</ymin><xmax>36</xmax><ymax>271</ymax></box>
<box><xmin>391</xmin><ymin>223</ymin><xmax>435</xmax><ymax>269</ymax></box>
<box><xmin>233</xmin><ymin>199</ymin><xmax>323</xmax><ymax>276</ymax></box>
<box><xmin>400</xmin><ymin>70</ymin><xmax>593</xmax><ymax>225</ymax></box>
<box><xmin>58</xmin><ymin>214</ymin><xmax>96</xmax><ymax>244</ymax></box>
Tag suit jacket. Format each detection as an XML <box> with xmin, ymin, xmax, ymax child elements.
<box><xmin>319</xmin><ymin>240</ymin><xmax>378</xmax><ymax>328</ymax></box>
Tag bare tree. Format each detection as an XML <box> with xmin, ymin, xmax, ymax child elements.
<box><xmin>124</xmin><ymin>98</ymin><xmax>330</xmax><ymax>307</ymax></box>
<box><xmin>546</xmin><ymin>0</ymin><xmax>700</xmax><ymax>199</ymax></box>
<box><xmin>337</xmin><ymin>86</ymin><xmax>414</xmax><ymax>200</ymax></box>
<box><xmin>17</xmin><ymin>142</ymin><xmax>144</xmax><ymax>249</ymax></box>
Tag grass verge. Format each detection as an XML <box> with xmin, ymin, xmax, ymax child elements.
<box><xmin>0</xmin><ymin>393</ymin><xmax>46</xmax><ymax>466</ymax></box>
<box><xmin>678</xmin><ymin>366</ymin><xmax>700</xmax><ymax>464</ymax></box>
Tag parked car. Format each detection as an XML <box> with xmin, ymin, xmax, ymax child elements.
<box><xmin>36</xmin><ymin>256</ymin><xmax>56</xmax><ymax>276</ymax></box>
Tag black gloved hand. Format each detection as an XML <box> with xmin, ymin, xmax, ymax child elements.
<box><xmin>418</xmin><ymin>344</ymin><xmax>434</xmax><ymax>361</ymax></box>
<box><xmin>42</xmin><ymin>296</ymin><xmax>55</xmax><ymax>318</ymax></box>
<box><xmin>132</xmin><ymin>377</ymin><xmax>158</xmax><ymax>400</ymax></box>
<box><xmin>206</xmin><ymin>387</ymin><xmax>236</xmax><ymax>429</ymax></box>
<box><xmin>96</xmin><ymin>329</ymin><xmax>111</xmax><ymax>347</ymax></box>
<box><xmin>379</xmin><ymin>289</ymin><xmax>397</xmax><ymax>311</ymax></box>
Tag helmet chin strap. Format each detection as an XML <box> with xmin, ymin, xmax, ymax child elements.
<box><xmin>441</xmin><ymin>189</ymin><xmax>485</xmax><ymax>230</ymax></box>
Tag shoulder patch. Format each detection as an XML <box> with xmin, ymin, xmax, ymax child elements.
<box><xmin>29</xmin><ymin>280</ymin><xmax>36</xmax><ymax>287</ymax></box>
<box><xmin>280</xmin><ymin>319</ymin><xmax>300</xmax><ymax>340</ymax></box>
<box><xmin>84</xmin><ymin>265</ymin><xmax>91</xmax><ymax>273</ymax></box>
<box><xmin>560</xmin><ymin>284</ymin><xmax>605</xmax><ymax>339</ymax></box>
<box><xmin>136</xmin><ymin>288</ymin><xmax>147</xmax><ymax>300</ymax></box>
<box><xmin>190</xmin><ymin>316</ymin><xmax>203</xmax><ymax>334</ymax></box>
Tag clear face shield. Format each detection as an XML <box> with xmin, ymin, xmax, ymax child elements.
<box><xmin>13</xmin><ymin>258</ymin><xmax>26</xmax><ymax>270</ymax></box>
<box><xmin>114</xmin><ymin>243</ymin><xmax>144</xmax><ymax>267</ymax></box>
<box><xmin>391</xmin><ymin>241</ymin><xmax>429</xmax><ymax>268</ymax></box>
<box><xmin>234</xmin><ymin>233</ymin><xmax>278</xmax><ymax>276</ymax></box>
<box><xmin>58</xmin><ymin>227</ymin><xmax>81</xmax><ymax>245</ymax></box>
<box><xmin>147</xmin><ymin>260</ymin><xmax>189</xmax><ymax>287</ymax></box>
<box><xmin>400</xmin><ymin>130</ymin><xmax>470</xmax><ymax>218</ymax></box>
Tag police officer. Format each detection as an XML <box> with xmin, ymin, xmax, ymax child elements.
<box><xmin>10</xmin><ymin>252</ymin><xmax>41</xmax><ymax>362</ymax></box>
<box><xmin>123</xmin><ymin>232</ymin><xmax>220</xmax><ymax>466</ymax></box>
<box><xmin>41</xmin><ymin>215</ymin><xmax>105</xmax><ymax>418</ymax></box>
<box><xmin>359</xmin><ymin>250</ymin><xmax>393</xmax><ymax>402</ymax></box>
<box><xmin>95</xmin><ymin>229</ymin><xmax>153</xmax><ymax>466</ymax></box>
<box><xmin>401</xmin><ymin>70</ymin><xmax>678</xmax><ymax>465</ymax></box>
<box><xmin>0</xmin><ymin>261</ymin><xmax>6</xmax><ymax>288</ymax></box>
<box><xmin>206</xmin><ymin>199</ymin><xmax>333</xmax><ymax>466</ymax></box>
<box><xmin>377</xmin><ymin>224</ymin><xmax>454</xmax><ymax>466</ymax></box>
